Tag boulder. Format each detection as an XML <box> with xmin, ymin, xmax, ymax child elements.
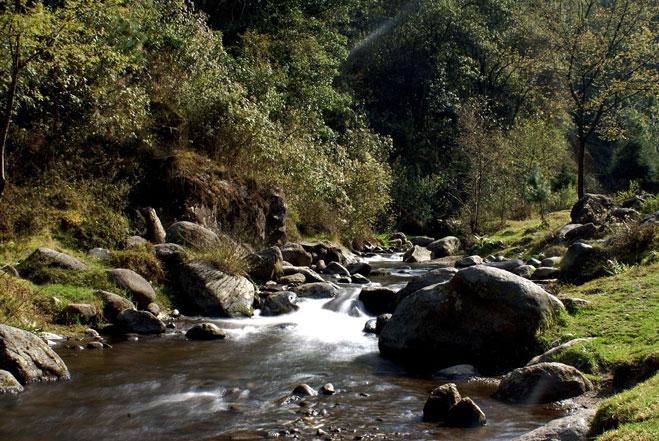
<box><xmin>185</xmin><ymin>323</ymin><xmax>227</xmax><ymax>340</ymax></box>
<box><xmin>279</xmin><ymin>273</ymin><xmax>306</xmax><ymax>285</ymax></box>
<box><xmin>146</xmin><ymin>302</ymin><xmax>160</xmax><ymax>316</ymax></box>
<box><xmin>166</xmin><ymin>221</ymin><xmax>220</xmax><ymax>250</ymax></box>
<box><xmin>379</xmin><ymin>266</ymin><xmax>565</xmax><ymax>373</ymax></box>
<box><xmin>375</xmin><ymin>313</ymin><xmax>392</xmax><ymax>334</ymax></box>
<box><xmin>435</xmin><ymin>364</ymin><xmax>479</xmax><ymax>380</ymax></box>
<box><xmin>320</xmin><ymin>383</ymin><xmax>335</xmax><ymax>395</ymax></box>
<box><xmin>293</xmin><ymin>282</ymin><xmax>340</xmax><ymax>299</ymax></box>
<box><xmin>394</xmin><ymin>267</ymin><xmax>458</xmax><ymax>306</ymax></box>
<box><xmin>423</xmin><ymin>383</ymin><xmax>461</xmax><ymax>422</ymax></box>
<box><xmin>541</xmin><ymin>257</ymin><xmax>561</xmax><ymax>267</ymax></box>
<box><xmin>363</xmin><ymin>319</ymin><xmax>377</xmax><ymax>333</ymax></box>
<box><xmin>558</xmin><ymin>224</ymin><xmax>583</xmax><ymax>241</ymax></box>
<box><xmin>280</xmin><ymin>243</ymin><xmax>313</xmax><ymax>267</ymax></box>
<box><xmin>456</xmin><ymin>255</ymin><xmax>483</xmax><ymax>268</ymax></box>
<box><xmin>484</xmin><ymin>259</ymin><xmax>525</xmax><ymax>273</ymax></box>
<box><xmin>445</xmin><ymin>397</ymin><xmax>487</xmax><ymax>428</ymax></box>
<box><xmin>325</xmin><ymin>261</ymin><xmax>351</xmax><ymax>277</ymax></box>
<box><xmin>292</xmin><ymin>383</ymin><xmax>317</xmax><ymax>397</ymax></box>
<box><xmin>347</xmin><ymin>262</ymin><xmax>372</xmax><ymax>277</ymax></box>
<box><xmin>125</xmin><ymin>236</ymin><xmax>148</xmax><ymax>249</ymax></box>
<box><xmin>97</xmin><ymin>290</ymin><xmax>135</xmax><ymax>322</ymax></box>
<box><xmin>403</xmin><ymin>245</ymin><xmax>432</xmax><ymax>263</ymax></box>
<box><xmin>390</xmin><ymin>232</ymin><xmax>407</xmax><ymax>243</ymax></box>
<box><xmin>153</xmin><ymin>243</ymin><xmax>186</xmax><ymax>260</ymax></box>
<box><xmin>561</xmin><ymin>297</ymin><xmax>590</xmax><ymax>314</ymax></box>
<box><xmin>512</xmin><ymin>265</ymin><xmax>535</xmax><ymax>279</ymax></box>
<box><xmin>570</xmin><ymin>194</ymin><xmax>615</xmax><ymax>225</ymax></box>
<box><xmin>358</xmin><ymin>287</ymin><xmax>397</xmax><ymax>315</ymax></box>
<box><xmin>610</xmin><ymin>207</ymin><xmax>640</xmax><ymax>221</ymax></box>
<box><xmin>560</xmin><ymin>243</ymin><xmax>607</xmax><ymax>284</ymax></box>
<box><xmin>0</xmin><ymin>324</ymin><xmax>70</xmax><ymax>384</ymax></box>
<box><xmin>248</xmin><ymin>247</ymin><xmax>283</xmax><ymax>281</ymax></box>
<box><xmin>59</xmin><ymin>303</ymin><xmax>98</xmax><ymax>325</ymax></box>
<box><xmin>88</xmin><ymin>248</ymin><xmax>111</xmax><ymax>261</ymax></box>
<box><xmin>526</xmin><ymin>338</ymin><xmax>595</xmax><ymax>367</ymax></box>
<box><xmin>299</xmin><ymin>241</ymin><xmax>357</xmax><ymax>265</ymax></box>
<box><xmin>107</xmin><ymin>268</ymin><xmax>157</xmax><ymax>309</ymax></box>
<box><xmin>527</xmin><ymin>258</ymin><xmax>542</xmax><ymax>267</ymax></box>
<box><xmin>116</xmin><ymin>309</ymin><xmax>166</xmax><ymax>335</ymax></box>
<box><xmin>642</xmin><ymin>211</ymin><xmax>659</xmax><ymax>225</ymax></box>
<box><xmin>141</xmin><ymin>207</ymin><xmax>167</xmax><ymax>244</ymax></box>
<box><xmin>564</xmin><ymin>223</ymin><xmax>597</xmax><ymax>242</ymax></box>
<box><xmin>18</xmin><ymin>247</ymin><xmax>87</xmax><ymax>281</ymax></box>
<box><xmin>412</xmin><ymin>236</ymin><xmax>435</xmax><ymax>247</ymax></box>
<box><xmin>176</xmin><ymin>261</ymin><xmax>255</xmax><ymax>317</ymax></box>
<box><xmin>532</xmin><ymin>267</ymin><xmax>561</xmax><ymax>280</ymax></box>
<box><xmin>281</xmin><ymin>266</ymin><xmax>325</xmax><ymax>283</ymax></box>
<box><xmin>261</xmin><ymin>292</ymin><xmax>299</xmax><ymax>316</ymax></box>
<box><xmin>351</xmin><ymin>274</ymin><xmax>370</xmax><ymax>284</ymax></box>
<box><xmin>427</xmin><ymin>236</ymin><xmax>461</xmax><ymax>258</ymax></box>
<box><xmin>495</xmin><ymin>362</ymin><xmax>593</xmax><ymax>404</ymax></box>
<box><xmin>0</xmin><ymin>369</ymin><xmax>24</xmax><ymax>394</ymax></box>
<box><xmin>512</xmin><ymin>408</ymin><xmax>596</xmax><ymax>441</ymax></box>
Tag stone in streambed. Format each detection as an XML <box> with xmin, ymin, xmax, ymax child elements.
<box><xmin>97</xmin><ymin>290</ymin><xmax>135</xmax><ymax>322</ymax></box>
<box><xmin>0</xmin><ymin>370</ymin><xmax>23</xmax><ymax>394</ymax></box>
<box><xmin>293</xmin><ymin>282</ymin><xmax>340</xmax><ymax>299</ymax></box>
<box><xmin>107</xmin><ymin>268</ymin><xmax>156</xmax><ymax>309</ymax></box>
<box><xmin>320</xmin><ymin>383</ymin><xmax>335</xmax><ymax>395</ymax></box>
<box><xmin>358</xmin><ymin>287</ymin><xmax>397</xmax><ymax>315</ymax></box>
<box><xmin>444</xmin><ymin>397</ymin><xmax>487</xmax><ymax>428</ymax></box>
<box><xmin>261</xmin><ymin>291</ymin><xmax>299</xmax><ymax>316</ymax></box>
<box><xmin>116</xmin><ymin>309</ymin><xmax>166</xmax><ymax>335</ymax></box>
<box><xmin>186</xmin><ymin>323</ymin><xmax>227</xmax><ymax>340</ymax></box>
<box><xmin>423</xmin><ymin>383</ymin><xmax>461</xmax><ymax>422</ymax></box>
<box><xmin>292</xmin><ymin>383</ymin><xmax>318</xmax><ymax>397</ymax></box>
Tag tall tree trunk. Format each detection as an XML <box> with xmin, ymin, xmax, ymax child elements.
<box><xmin>0</xmin><ymin>34</ymin><xmax>20</xmax><ymax>199</ymax></box>
<box><xmin>576</xmin><ymin>137</ymin><xmax>586</xmax><ymax>200</ymax></box>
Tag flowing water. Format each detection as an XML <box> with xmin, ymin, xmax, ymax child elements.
<box><xmin>0</xmin><ymin>255</ymin><xmax>566</xmax><ymax>440</ymax></box>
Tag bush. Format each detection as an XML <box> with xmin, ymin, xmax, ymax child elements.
<box><xmin>606</xmin><ymin>223</ymin><xmax>658</xmax><ymax>265</ymax></box>
<box><xmin>0</xmin><ymin>274</ymin><xmax>43</xmax><ymax>329</ymax></box>
<box><xmin>109</xmin><ymin>247</ymin><xmax>165</xmax><ymax>284</ymax></box>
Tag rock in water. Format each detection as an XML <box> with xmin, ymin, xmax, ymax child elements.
<box><xmin>375</xmin><ymin>313</ymin><xmax>392</xmax><ymax>334</ymax></box>
<box><xmin>261</xmin><ymin>291</ymin><xmax>299</xmax><ymax>316</ymax></box>
<box><xmin>176</xmin><ymin>261</ymin><xmax>255</xmax><ymax>317</ymax></box>
<box><xmin>0</xmin><ymin>324</ymin><xmax>70</xmax><ymax>384</ymax></box>
<box><xmin>0</xmin><ymin>370</ymin><xmax>24</xmax><ymax>394</ymax></box>
<box><xmin>293</xmin><ymin>282</ymin><xmax>340</xmax><ymax>299</ymax></box>
<box><xmin>495</xmin><ymin>362</ymin><xmax>593</xmax><ymax>404</ymax></box>
<box><xmin>97</xmin><ymin>290</ymin><xmax>135</xmax><ymax>322</ymax></box>
<box><xmin>325</xmin><ymin>261</ymin><xmax>351</xmax><ymax>277</ymax></box>
<box><xmin>292</xmin><ymin>383</ymin><xmax>318</xmax><ymax>397</ymax></box>
<box><xmin>116</xmin><ymin>310</ymin><xmax>166</xmax><ymax>335</ymax></box>
<box><xmin>403</xmin><ymin>245</ymin><xmax>431</xmax><ymax>263</ymax></box>
<box><xmin>280</xmin><ymin>243</ymin><xmax>313</xmax><ymax>267</ymax></box>
<box><xmin>107</xmin><ymin>268</ymin><xmax>157</xmax><ymax>309</ymax></box>
<box><xmin>166</xmin><ymin>221</ymin><xmax>220</xmax><ymax>250</ymax></box>
<box><xmin>444</xmin><ymin>397</ymin><xmax>487</xmax><ymax>428</ymax></box>
<box><xmin>186</xmin><ymin>323</ymin><xmax>227</xmax><ymax>340</ymax></box>
<box><xmin>456</xmin><ymin>255</ymin><xmax>483</xmax><ymax>268</ymax></box>
<box><xmin>423</xmin><ymin>383</ymin><xmax>461</xmax><ymax>422</ymax></box>
<box><xmin>320</xmin><ymin>383</ymin><xmax>335</xmax><ymax>395</ymax></box>
<box><xmin>427</xmin><ymin>236</ymin><xmax>462</xmax><ymax>258</ymax></box>
<box><xmin>379</xmin><ymin>266</ymin><xmax>564</xmax><ymax>373</ymax></box>
<box><xmin>359</xmin><ymin>287</ymin><xmax>397</xmax><ymax>315</ymax></box>
<box><xmin>394</xmin><ymin>267</ymin><xmax>458</xmax><ymax>306</ymax></box>
<box><xmin>512</xmin><ymin>408</ymin><xmax>596</xmax><ymax>441</ymax></box>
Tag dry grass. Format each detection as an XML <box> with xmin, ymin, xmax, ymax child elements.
<box><xmin>188</xmin><ymin>235</ymin><xmax>250</xmax><ymax>276</ymax></box>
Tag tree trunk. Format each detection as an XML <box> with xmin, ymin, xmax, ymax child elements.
<box><xmin>576</xmin><ymin>137</ymin><xmax>586</xmax><ymax>200</ymax></box>
<box><xmin>0</xmin><ymin>34</ymin><xmax>21</xmax><ymax>199</ymax></box>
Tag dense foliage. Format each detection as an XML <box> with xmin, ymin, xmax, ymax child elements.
<box><xmin>0</xmin><ymin>0</ymin><xmax>657</xmax><ymax>241</ymax></box>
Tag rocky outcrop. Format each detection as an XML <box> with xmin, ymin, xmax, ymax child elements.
<box><xmin>394</xmin><ymin>267</ymin><xmax>458</xmax><ymax>306</ymax></box>
<box><xmin>166</xmin><ymin>221</ymin><xmax>220</xmax><ymax>250</ymax></box>
<box><xmin>116</xmin><ymin>309</ymin><xmax>166</xmax><ymax>335</ymax></box>
<box><xmin>185</xmin><ymin>323</ymin><xmax>226</xmax><ymax>340</ymax></box>
<box><xmin>140</xmin><ymin>152</ymin><xmax>287</xmax><ymax>247</ymax></box>
<box><xmin>495</xmin><ymin>362</ymin><xmax>593</xmax><ymax>404</ymax></box>
<box><xmin>570</xmin><ymin>194</ymin><xmax>615</xmax><ymax>225</ymax></box>
<box><xmin>403</xmin><ymin>245</ymin><xmax>431</xmax><ymax>263</ymax></box>
<box><xmin>280</xmin><ymin>243</ymin><xmax>312</xmax><ymax>267</ymax></box>
<box><xmin>560</xmin><ymin>243</ymin><xmax>607</xmax><ymax>285</ymax></box>
<box><xmin>359</xmin><ymin>287</ymin><xmax>397</xmax><ymax>315</ymax></box>
<box><xmin>512</xmin><ymin>408</ymin><xmax>596</xmax><ymax>441</ymax></box>
<box><xmin>0</xmin><ymin>324</ymin><xmax>70</xmax><ymax>384</ymax></box>
<box><xmin>379</xmin><ymin>266</ymin><xmax>564</xmax><ymax>373</ymax></box>
<box><xmin>107</xmin><ymin>268</ymin><xmax>157</xmax><ymax>309</ymax></box>
<box><xmin>292</xmin><ymin>282</ymin><xmax>340</xmax><ymax>299</ymax></box>
<box><xmin>261</xmin><ymin>292</ymin><xmax>299</xmax><ymax>316</ymax></box>
<box><xmin>427</xmin><ymin>236</ymin><xmax>461</xmax><ymax>258</ymax></box>
<box><xmin>299</xmin><ymin>241</ymin><xmax>357</xmax><ymax>265</ymax></box>
<box><xmin>97</xmin><ymin>290</ymin><xmax>135</xmax><ymax>322</ymax></box>
<box><xmin>175</xmin><ymin>261</ymin><xmax>255</xmax><ymax>317</ymax></box>
<box><xmin>248</xmin><ymin>247</ymin><xmax>283</xmax><ymax>281</ymax></box>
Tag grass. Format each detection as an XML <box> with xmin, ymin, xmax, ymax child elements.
<box><xmin>188</xmin><ymin>237</ymin><xmax>250</xmax><ymax>276</ymax></box>
<box><xmin>540</xmin><ymin>263</ymin><xmax>659</xmax><ymax>373</ymax></box>
<box><xmin>472</xmin><ymin>210</ymin><xmax>571</xmax><ymax>259</ymax></box>
<box><xmin>593</xmin><ymin>374</ymin><xmax>659</xmax><ymax>440</ymax></box>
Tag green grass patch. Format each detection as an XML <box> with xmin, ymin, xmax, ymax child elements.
<box><xmin>593</xmin><ymin>374</ymin><xmax>659</xmax><ymax>440</ymax></box>
<box><xmin>541</xmin><ymin>263</ymin><xmax>659</xmax><ymax>373</ymax></box>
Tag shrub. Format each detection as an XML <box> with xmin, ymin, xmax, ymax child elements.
<box><xmin>606</xmin><ymin>223</ymin><xmax>658</xmax><ymax>265</ymax></box>
<box><xmin>109</xmin><ymin>247</ymin><xmax>165</xmax><ymax>284</ymax></box>
<box><xmin>0</xmin><ymin>274</ymin><xmax>43</xmax><ymax>329</ymax></box>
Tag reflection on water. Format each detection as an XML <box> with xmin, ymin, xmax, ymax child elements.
<box><xmin>0</xmin><ymin>257</ymin><xmax>564</xmax><ymax>441</ymax></box>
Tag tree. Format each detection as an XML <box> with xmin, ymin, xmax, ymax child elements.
<box><xmin>540</xmin><ymin>0</ymin><xmax>659</xmax><ymax>199</ymax></box>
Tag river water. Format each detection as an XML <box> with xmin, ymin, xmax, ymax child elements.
<box><xmin>0</xmin><ymin>255</ymin><xmax>565</xmax><ymax>440</ymax></box>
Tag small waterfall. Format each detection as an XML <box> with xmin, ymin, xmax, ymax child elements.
<box><xmin>322</xmin><ymin>287</ymin><xmax>367</xmax><ymax>317</ymax></box>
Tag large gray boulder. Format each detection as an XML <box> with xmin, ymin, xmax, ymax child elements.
<box><xmin>359</xmin><ymin>287</ymin><xmax>397</xmax><ymax>315</ymax></box>
<box><xmin>570</xmin><ymin>194</ymin><xmax>615</xmax><ymax>225</ymax></box>
<box><xmin>512</xmin><ymin>408</ymin><xmax>596</xmax><ymax>441</ymax></box>
<box><xmin>412</xmin><ymin>236</ymin><xmax>435</xmax><ymax>247</ymax></box>
<box><xmin>247</xmin><ymin>247</ymin><xmax>283</xmax><ymax>281</ymax></box>
<box><xmin>97</xmin><ymin>290</ymin><xmax>135</xmax><ymax>322</ymax></box>
<box><xmin>107</xmin><ymin>268</ymin><xmax>157</xmax><ymax>309</ymax></box>
<box><xmin>166</xmin><ymin>221</ymin><xmax>220</xmax><ymax>250</ymax></box>
<box><xmin>427</xmin><ymin>236</ymin><xmax>461</xmax><ymax>258</ymax></box>
<box><xmin>495</xmin><ymin>362</ymin><xmax>593</xmax><ymax>404</ymax></box>
<box><xmin>176</xmin><ymin>261</ymin><xmax>255</xmax><ymax>317</ymax></box>
<box><xmin>116</xmin><ymin>309</ymin><xmax>166</xmax><ymax>335</ymax></box>
<box><xmin>292</xmin><ymin>282</ymin><xmax>340</xmax><ymax>299</ymax></box>
<box><xmin>18</xmin><ymin>247</ymin><xmax>87</xmax><ymax>281</ymax></box>
<box><xmin>185</xmin><ymin>323</ymin><xmax>226</xmax><ymax>340</ymax></box>
<box><xmin>0</xmin><ymin>324</ymin><xmax>70</xmax><ymax>384</ymax></box>
<box><xmin>560</xmin><ymin>243</ymin><xmax>607</xmax><ymax>284</ymax></box>
<box><xmin>379</xmin><ymin>266</ymin><xmax>565</xmax><ymax>373</ymax></box>
<box><xmin>280</xmin><ymin>243</ymin><xmax>312</xmax><ymax>267</ymax></box>
<box><xmin>394</xmin><ymin>267</ymin><xmax>459</xmax><ymax>307</ymax></box>
<box><xmin>403</xmin><ymin>245</ymin><xmax>431</xmax><ymax>263</ymax></box>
